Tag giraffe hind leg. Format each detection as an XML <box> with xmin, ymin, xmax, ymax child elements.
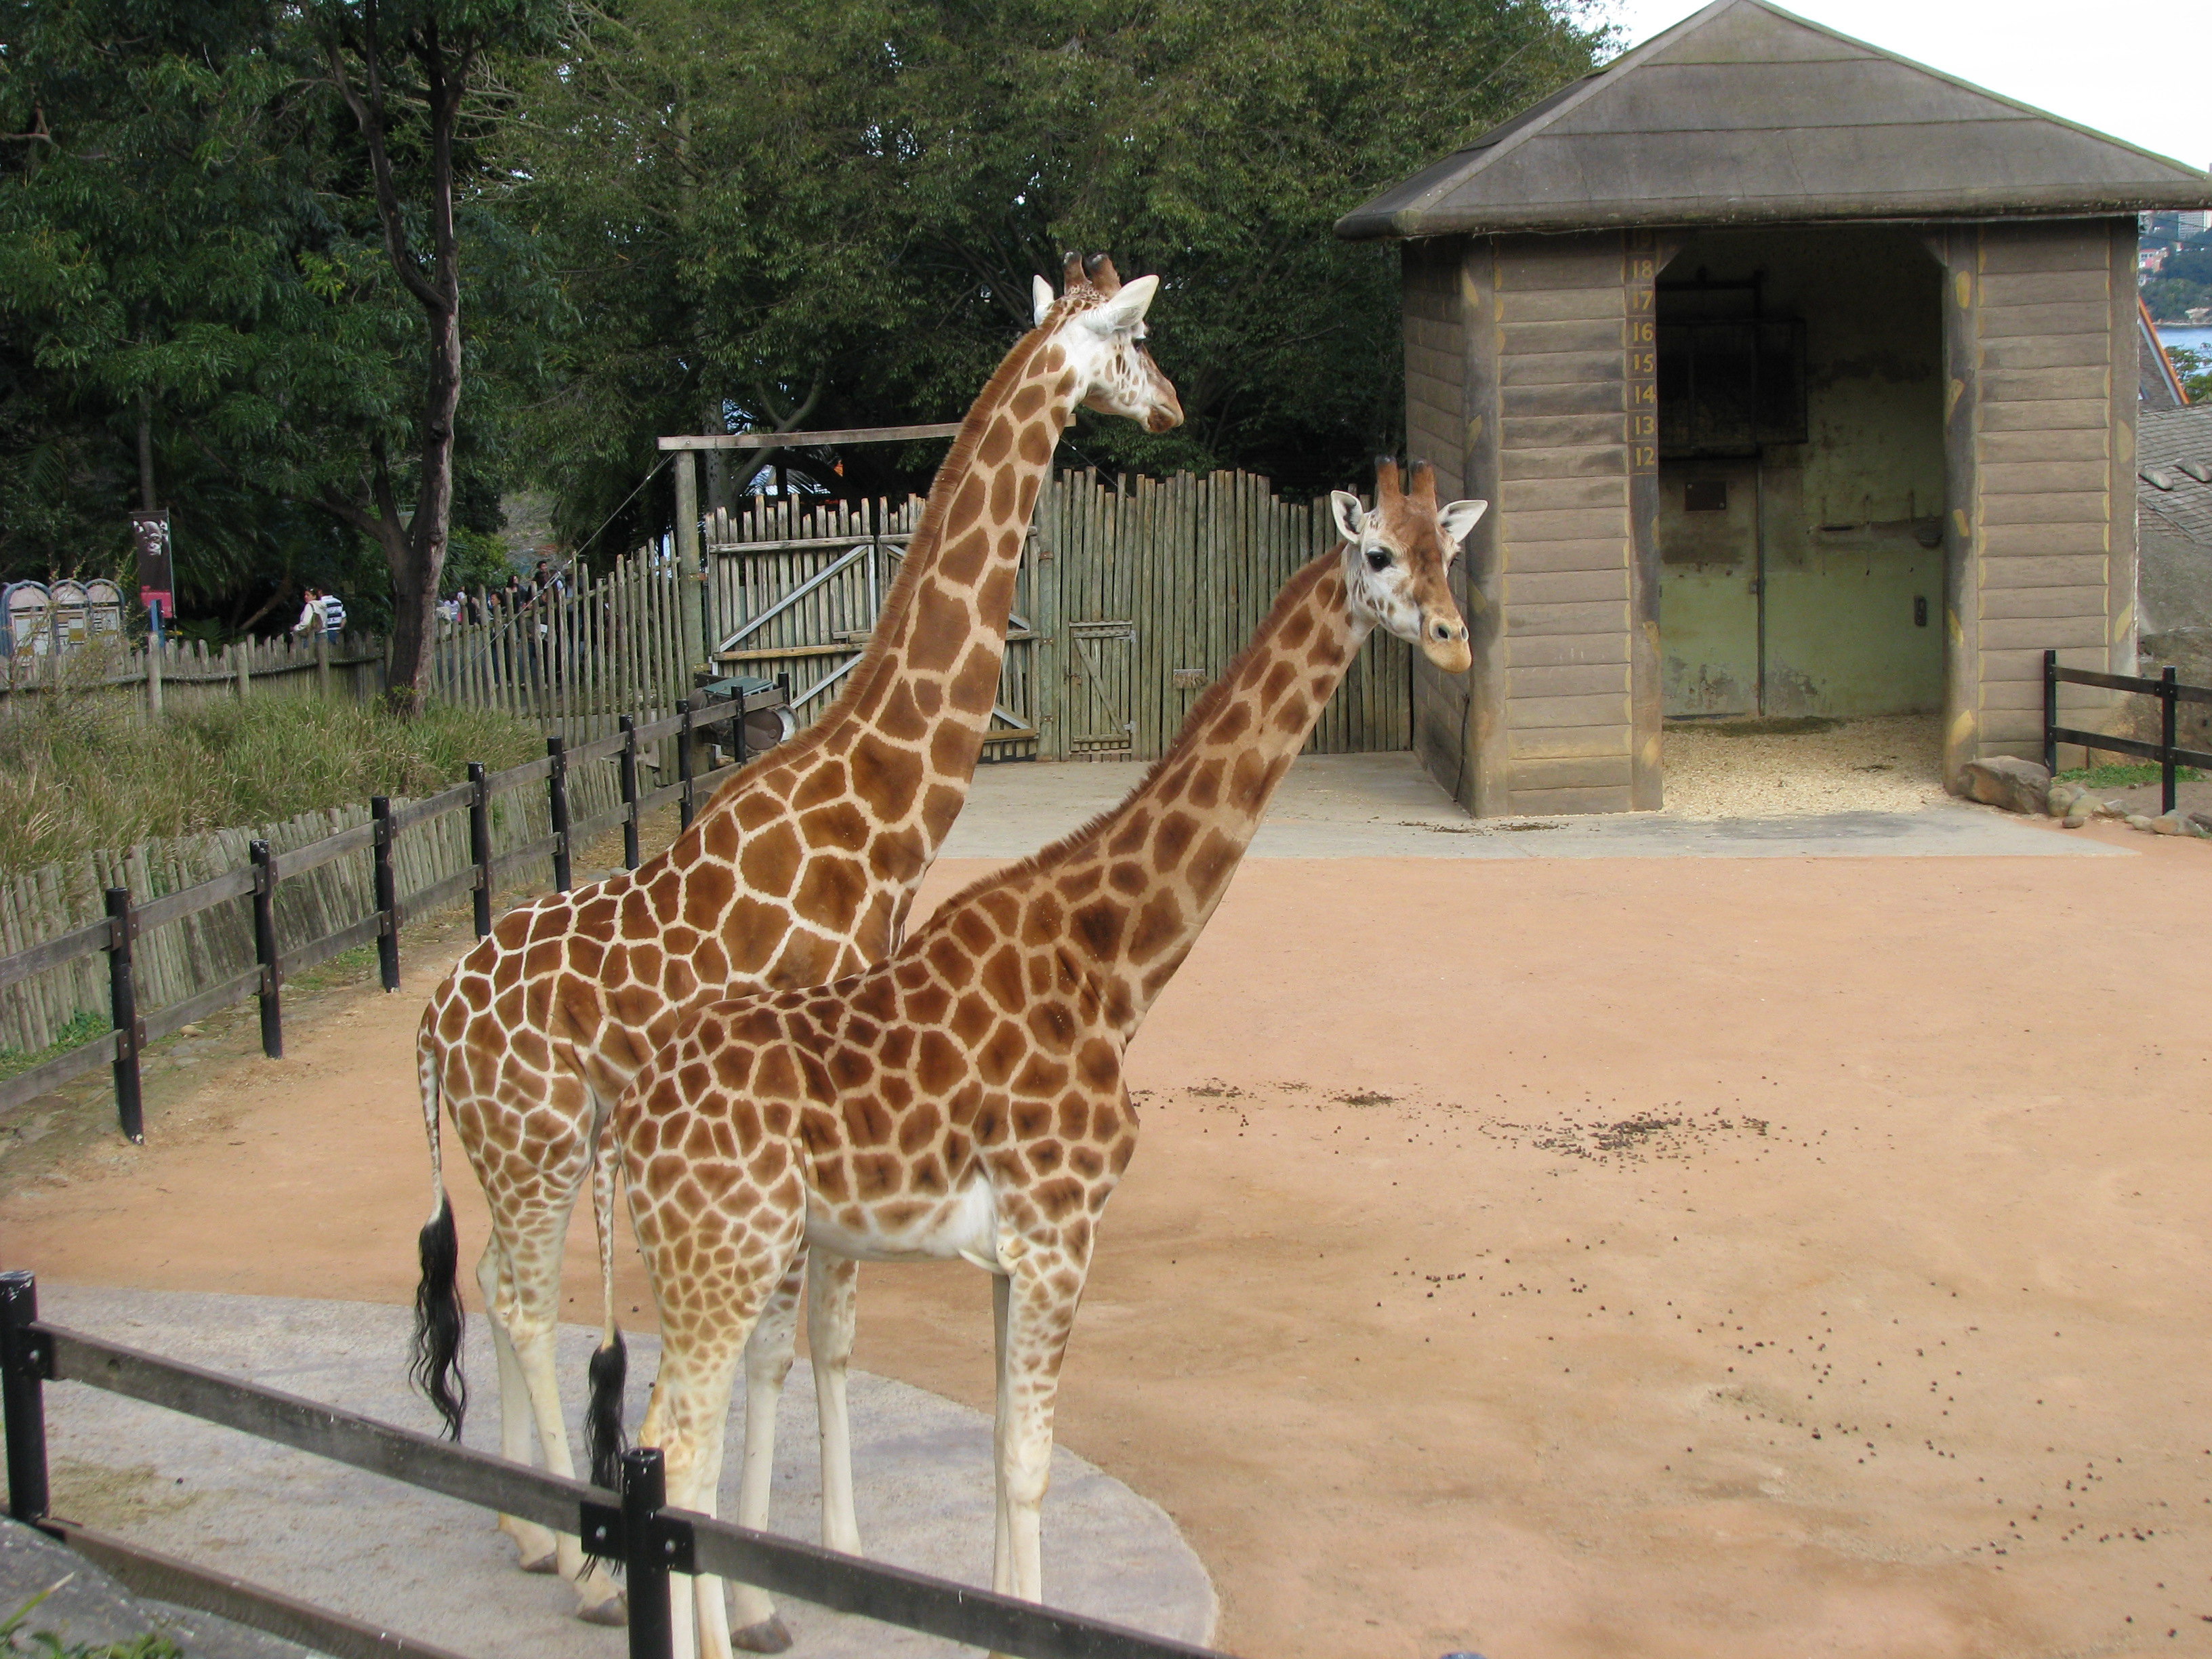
<box><xmin>726</xmin><ymin>1253</ymin><xmax>802</xmax><ymax>1650</ymax></box>
<box><xmin>478</xmin><ymin>1237</ymin><xmax>560</xmax><ymax>1574</ymax></box>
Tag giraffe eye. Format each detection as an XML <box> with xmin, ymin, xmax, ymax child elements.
<box><xmin>1366</xmin><ymin>548</ymin><xmax>1391</xmax><ymax>572</ymax></box>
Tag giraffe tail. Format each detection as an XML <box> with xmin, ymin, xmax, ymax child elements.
<box><xmin>409</xmin><ymin>1013</ymin><xmax>468</xmax><ymax>1439</ymax></box>
<box><xmin>583</xmin><ymin>1101</ymin><xmax>628</xmax><ymax>1500</ymax></box>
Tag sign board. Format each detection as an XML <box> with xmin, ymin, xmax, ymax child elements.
<box><xmin>129</xmin><ymin>510</ymin><xmax>173</xmax><ymax>615</ymax></box>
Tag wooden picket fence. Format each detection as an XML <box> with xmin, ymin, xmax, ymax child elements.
<box><xmin>0</xmin><ymin>632</ymin><xmax>384</xmax><ymax>713</ymax></box>
<box><xmin>702</xmin><ymin>470</ymin><xmax>1411</xmax><ymax>762</ymax></box>
<box><xmin>430</xmin><ymin>544</ymin><xmax>692</xmax><ymax>744</ymax></box>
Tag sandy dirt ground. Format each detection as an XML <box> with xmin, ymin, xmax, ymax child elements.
<box><xmin>5</xmin><ymin>806</ymin><xmax>2212</xmax><ymax>1659</ymax></box>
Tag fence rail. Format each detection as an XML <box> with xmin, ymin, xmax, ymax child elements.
<box><xmin>1</xmin><ymin>631</ymin><xmax>384</xmax><ymax>714</ymax></box>
<box><xmin>0</xmin><ymin>700</ymin><xmax>735</xmax><ymax>1138</ymax></box>
<box><xmin>0</xmin><ymin>1272</ymin><xmax>1227</xmax><ymax>1659</ymax></box>
<box><xmin>2043</xmin><ymin>649</ymin><xmax>2212</xmax><ymax>814</ymax></box>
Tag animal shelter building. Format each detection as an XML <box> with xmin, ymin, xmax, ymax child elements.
<box><xmin>1338</xmin><ymin>0</ymin><xmax>2212</xmax><ymax>815</ymax></box>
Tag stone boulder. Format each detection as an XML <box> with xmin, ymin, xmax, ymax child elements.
<box><xmin>1958</xmin><ymin>756</ymin><xmax>2051</xmax><ymax>815</ymax></box>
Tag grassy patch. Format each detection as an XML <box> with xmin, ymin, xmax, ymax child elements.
<box><xmin>0</xmin><ymin>694</ymin><xmax>541</xmax><ymax>877</ymax></box>
<box><xmin>2055</xmin><ymin>762</ymin><xmax>2205</xmax><ymax>788</ymax></box>
<box><xmin>0</xmin><ymin>1008</ymin><xmax>108</xmax><ymax>1081</ymax></box>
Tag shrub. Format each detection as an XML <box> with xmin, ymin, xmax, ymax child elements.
<box><xmin>0</xmin><ymin>693</ymin><xmax>543</xmax><ymax>877</ymax></box>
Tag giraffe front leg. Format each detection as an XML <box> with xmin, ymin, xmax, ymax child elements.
<box><xmin>989</xmin><ymin>1269</ymin><xmax>1013</xmax><ymax>1595</ymax></box>
<box><xmin>806</xmin><ymin>1248</ymin><xmax>863</xmax><ymax>1557</ymax></box>
<box><xmin>476</xmin><ymin>1237</ymin><xmax>560</xmax><ymax>1574</ymax></box>
<box><xmin>989</xmin><ymin>1241</ymin><xmax>1088</xmax><ymax>1627</ymax></box>
<box><xmin>725</xmin><ymin>1252</ymin><xmax>802</xmax><ymax>1653</ymax></box>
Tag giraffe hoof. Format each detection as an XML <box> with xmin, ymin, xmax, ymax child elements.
<box><xmin>575</xmin><ymin>1591</ymin><xmax>628</xmax><ymax>1627</ymax></box>
<box><xmin>518</xmin><ymin>1549</ymin><xmax>558</xmax><ymax>1576</ymax></box>
<box><xmin>731</xmin><ymin>1615</ymin><xmax>793</xmax><ymax>1653</ymax></box>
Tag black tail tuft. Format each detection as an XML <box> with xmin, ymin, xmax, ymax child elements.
<box><xmin>584</xmin><ymin>1331</ymin><xmax>628</xmax><ymax>1496</ymax></box>
<box><xmin>409</xmin><ymin>1194</ymin><xmax>468</xmax><ymax>1439</ymax></box>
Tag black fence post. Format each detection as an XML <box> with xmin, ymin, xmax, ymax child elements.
<box><xmin>1</xmin><ymin>1270</ymin><xmax>51</xmax><ymax>1530</ymax></box>
<box><xmin>104</xmin><ymin>887</ymin><xmax>142</xmax><ymax>1145</ymax></box>
<box><xmin>677</xmin><ymin>699</ymin><xmax>697</xmax><ymax>832</ymax></box>
<box><xmin>621</xmin><ymin>1446</ymin><xmax>676</xmax><ymax>1659</ymax></box>
<box><xmin>548</xmin><ymin>735</ymin><xmax>573</xmax><ymax>892</ymax></box>
<box><xmin>371</xmin><ymin>796</ymin><xmax>400</xmax><ymax>991</ymax></box>
<box><xmin>2043</xmin><ymin>649</ymin><xmax>2059</xmax><ymax>776</ymax></box>
<box><xmin>2163</xmin><ymin>665</ymin><xmax>2179</xmax><ymax>815</ymax></box>
<box><xmin>468</xmin><ymin>762</ymin><xmax>492</xmax><ymax>938</ymax></box>
<box><xmin>249</xmin><ymin>840</ymin><xmax>282</xmax><ymax>1059</ymax></box>
<box><xmin>619</xmin><ymin>716</ymin><xmax>642</xmax><ymax>869</ymax></box>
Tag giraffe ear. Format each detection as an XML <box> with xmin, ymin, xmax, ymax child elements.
<box><xmin>1031</xmin><ymin>274</ymin><xmax>1054</xmax><ymax>327</ymax></box>
<box><xmin>1080</xmin><ymin>274</ymin><xmax>1159</xmax><ymax>334</ymax></box>
<box><xmin>1437</xmin><ymin>499</ymin><xmax>1487</xmax><ymax>559</ymax></box>
<box><xmin>1330</xmin><ymin>491</ymin><xmax>1368</xmax><ymax>545</ymax></box>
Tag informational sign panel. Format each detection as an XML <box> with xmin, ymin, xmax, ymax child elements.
<box><xmin>129</xmin><ymin>510</ymin><xmax>173</xmax><ymax>616</ymax></box>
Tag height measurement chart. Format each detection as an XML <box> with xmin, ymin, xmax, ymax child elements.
<box><xmin>1624</xmin><ymin>232</ymin><xmax>1658</xmax><ymax>474</ymax></box>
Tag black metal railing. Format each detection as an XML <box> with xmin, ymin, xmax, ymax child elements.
<box><xmin>2043</xmin><ymin>650</ymin><xmax>2212</xmax><ymax>816</ymax></box>
<box><xmin>0</xmin><ymin>699</ymin><xmax>734</xmax><ymax>1141</ymax></box>
<box><xmin>0</xmin><ymin>1270</ymin><xmax>1225</xmax><ymax>1659</ymax></box>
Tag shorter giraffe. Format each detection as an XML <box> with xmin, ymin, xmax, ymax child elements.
<box><xmin>611</xmin><ymin>462</ymin><xmax>1482</xmax><ymax>1659</ymax></box>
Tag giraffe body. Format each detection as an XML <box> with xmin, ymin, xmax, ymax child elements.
<box><xmin>611</xmin><ymin>464</ymin><xmax>1481</xmax><ymax>1658</ymax></box>
<box><xmin>409</xmin><ymin>256</ymin><xmax>1179</xmax><ymax>1626</ymax></box>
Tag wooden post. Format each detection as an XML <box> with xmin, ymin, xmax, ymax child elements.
<box><xmin>675</xmin><ymin>451</ymin><xmax>705</xmax><ymax>676</ymax></box>
<box><xmin>1933</xmin><ymin>225</ymin><xmax>1983</xmax><ymax>792</ymax></box>
<box><xmin>619</xmin><ymin>715</ymin><xmax>641</xmax><ymax>869</ymax></box>
<box><xmin>144</xmin><ymin>636</ymin><xmax>163</xmax><ymax>718</ymax></box>
<box><xmin>467</xmin><ymin>762</ymin><xmax>492</xmax><ymax>937</ymax></box>
<box><xmin>371</xmin><ymin>796</ymin><xmax>399</xmax><ymax>991</ymax></box>
<box><xmin>104</xmin><ymin>887</ymin><xmax>142</xmax><ymax>1144</ymax></box>
<box><xmin>547</xmin><ymin>735</ymin><xmax>572</xmax><ymax>892</ymax></box>
<box><xmin>677</xmin><ymin>697</ymin><xmax>697</xmax><ymax>830</ymax></box>
<box><xmin>315</xmin><ymin>632</ymin><xmax>332</xmax><ymax>700</ymax></box>
<box><xmin>234</xmin><ymin>642</ymin><xmax>250</xmax><ymax>701</ymax></box>
<box><xmin>250</xmin><ymin>838</ymin><xmax>282</xmax><ymax>1059</ymax></box>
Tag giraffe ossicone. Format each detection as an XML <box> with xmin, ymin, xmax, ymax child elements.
<box><xmin>609</xmin><ymin>460</ymin><xmax>1480</xmax><ymax>1659</ymax></box>
<box><xmin>406</xmin><ymin>253</ymin><xmax>1180</xmax><ymax>1628</ymax></box>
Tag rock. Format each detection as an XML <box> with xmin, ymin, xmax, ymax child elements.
<box><xmin>2097</xmin><ymin>799</ymin><xmax>2131</xmax><ymax>819</ymax></box>
<box><xmin>2063</xmin><ymin>813</ymin><xmax>2089</xmax><ymax>829</ymax></box>
<box><xmin>2045</xmin><ymin>781</ymin><xmax>2082</xmax><ymax>817</ymax></box>
<box><xmin>2127</xmin><ymin>814</ymin><xmax>2155</xmax><ymax>832</ymax></box>
<box><xmin>178</xmin><ymin>1023</ymin><xmax>203</xmax><ymax>1038</ymax></box>
<box><xmin>2152</xmin><ymin>812</ymin><xmax>2186</xmax><ymax>835</ymax></box>
<box><xmin>2190</xmin><ymin>810</ymin><xmax>2212</xmax><ymax>837</ymax></box>
<box><xmin>1959</xmin><ymin>756</ymin><xmax>2051</xmax><ymax>815</ymax></box>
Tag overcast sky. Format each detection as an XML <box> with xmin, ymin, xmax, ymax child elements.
<box><xmin>1598</xmin><ymin>0</ymin><xmax>2208</xmax><ymax>171</ymax></box>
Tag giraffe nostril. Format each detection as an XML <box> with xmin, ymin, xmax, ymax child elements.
<box><xmin>1433</xmin><ymin>621</ymin><xmax>1451</xmax><ymax>640</ymax></box>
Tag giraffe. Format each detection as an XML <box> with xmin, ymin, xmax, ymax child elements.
<box><xmin>409</xmin><ymin>253</ymin><xmax>1181</xmax><ymax>1624</ymax></box>
<box><xmin>605</xmin><ymin>461</ymin><xmax>1483</xmax><ymax>1659</ymax></box>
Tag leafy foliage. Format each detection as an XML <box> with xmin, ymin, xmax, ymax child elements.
<box><xmin>3</xmin><ymin>0</ymin><xmax>1612</xmax><ymax>624</ymax></box>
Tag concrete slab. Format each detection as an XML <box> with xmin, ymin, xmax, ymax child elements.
<box><xmin>944</xmin><ymin>753</ymin><xmax>2128</xmax><ymax>861</ymax></box>
<box><xmin>33</xmin><ymin>1286</ymin><xmax>1215</xmax><ymax>1659</ymax></box>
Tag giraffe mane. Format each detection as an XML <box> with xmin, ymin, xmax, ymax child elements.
<box><xmin>925</xmin><ymin>550</ymin><xmax>1342</xmax><ymax>918</ymax></box>
<box><xmin>817</xmin><ymin>326</ymin><xmax>1054</xmax><ymax>727</ymax></box>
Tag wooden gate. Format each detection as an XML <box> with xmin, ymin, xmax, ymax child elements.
<box><xmin>703</xmin><ymin>497</ymin><xmax>1041</xmax><ymax>758</ymax></box>
<box><xmin>698</xmin><ymin>470</ymin><xmax>1411</xmax><ymax>762</ymax></box>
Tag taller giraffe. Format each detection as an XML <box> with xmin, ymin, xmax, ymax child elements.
<box><xmin>410</xmin><ymin>254</ymin><xmax>1181</xmax><ymax>1622</ymax></box>
<box><xmin>608</xmin><ymin>462</ymin><xmax>1482</xmax><ymax>1659</ymax></box>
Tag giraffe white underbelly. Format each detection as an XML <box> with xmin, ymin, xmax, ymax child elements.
<box><xmin>804</xmin><ymin>1173</ymin><xmax>1002</xmax><ymax>1271</ymax></box>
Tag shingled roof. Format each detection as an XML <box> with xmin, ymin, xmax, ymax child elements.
<box><xmin>1338</xmin><ymin>0</ymin><xmax>2212</xmax><ymax>241</ymax></box>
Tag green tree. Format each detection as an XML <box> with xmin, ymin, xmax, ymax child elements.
<box><xmin>506</xmin><ymin>0</ymin><xmax>1609</xmax><ymax>548</ymax></box>
<box><xmin>0</xmin><ymin>0</ymin><xmax>565</xmax><ymax>653</ymax></box>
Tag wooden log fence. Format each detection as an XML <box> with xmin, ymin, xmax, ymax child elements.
<box><xmin>430</xmin><ymin>542</ymin><xmax>693</xmax><ymax>746</ymax></box>
<box><xmin>0</xmin><ymin>632</ymin><xmax>384</xmax><ymax>715</ymax></box>
<box><xmin>703</xmin><ymin>470</ymin><xmax>1412</xmax><ymax>762</ymax></box>
<box><xmin>0</xmin><ymin>702</ymin><xmax>732</xmax><ymax>1136</ymax></box>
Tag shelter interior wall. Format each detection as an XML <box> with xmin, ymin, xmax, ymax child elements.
<box><xmin>1657</xmin><ymin>226</ymin><xmax>1947</xmax><ymax>720</ymax></box>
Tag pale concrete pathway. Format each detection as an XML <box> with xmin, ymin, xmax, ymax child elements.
<box><xmin>33</xmin><ymin>1286</ymin><xmax>1215</xmax><ymax>1659</ymax></box>
<box><xmin>943</xmin><ymin>752</ymin><xmax>2126</xmax><ymax>861</ymax></box>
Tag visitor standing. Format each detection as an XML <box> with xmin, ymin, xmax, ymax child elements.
<box><xmin>319</xmin><ymin>588</ymin><xmax>346</xmax><ymax>640</ymax></box>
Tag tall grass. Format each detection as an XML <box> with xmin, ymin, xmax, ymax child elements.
<box><xmin>0</xmin><ymin>693</ymin><xmax>544</xmax><ymax>877</ymax></box>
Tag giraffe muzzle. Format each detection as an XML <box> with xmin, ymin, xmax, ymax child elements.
<box><xmin>1420</xmin><ymin>613</ymin><xmax>1472</xmax><ymax>673</ymax></box>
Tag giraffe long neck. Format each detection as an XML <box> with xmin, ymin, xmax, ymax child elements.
<box><xmin>1031</xmin><ymin>550</ymin><xmax>1366</xmax><ymax>1036</ymax></box>
<box><xmin>812</xmin><ymin>332</ymin><xmax>1071</xmax><ymax>823</ymax></box>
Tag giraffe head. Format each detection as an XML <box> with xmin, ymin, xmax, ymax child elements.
<box><xmin>1027</xmin><ymin>252</ymin><xmax>1183</xmax><ymax>434</ymax></box>
<box><xmin>1330</xmin><ymin>459</ymin><xmax>1483</xmax><ymax>672</ymax></box>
